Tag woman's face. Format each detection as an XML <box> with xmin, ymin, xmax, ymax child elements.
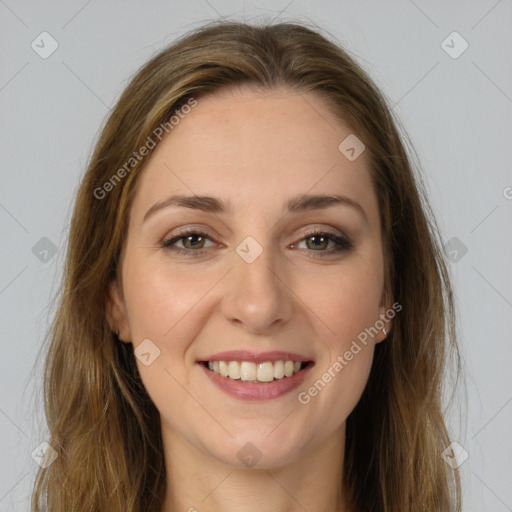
<box><xmin>109</xmin><ymin>86</ymin><xmax>392</xmax><ymax>469</ymax></box>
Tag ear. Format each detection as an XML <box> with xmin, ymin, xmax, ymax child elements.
<box><xmin>106</xmin><ymin>280</ymin><xmax>131</xmax><ymax>342</ymax></box>
<box><xmin>375</xmin><ymin>286</ymin><xmax>395</xmax><ymax>344</ymax></box>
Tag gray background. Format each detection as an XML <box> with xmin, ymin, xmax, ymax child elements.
<box><xmin>1</xmin><ymin>0</ymin><xmax>511</xmax><ymax>510</ymax></box>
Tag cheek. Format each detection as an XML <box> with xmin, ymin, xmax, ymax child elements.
<box><xmin>122</xmin><ymin>256</ymin><xmax>227</xmax><ymax>404</ymax></box>
<box><xmin>292</xmin><ymin>259</ymin><xmax>382</xmax><ymax>427</ymax></box>
<box><xmin>123</xmin><ymin>256</ymin><xmax>218</xmax><ymax>344</ymax></box>
<box><xmin>299</xmin><ymin>258</ymin><xmax>384</xmax><ymax>345</ymax></box>
<box><xmin>301</xmin><ymin>344</ymin><xmax>375</xmax><ymax>443</ymax></box>
<box><xmin>122</xmin><ymin>259</ymin><xmax>215</xmax><ymax>420</ymax></box>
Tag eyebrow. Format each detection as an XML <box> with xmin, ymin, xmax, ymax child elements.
<box><xmin>143</xmin><ymin>193</ymin><xmax>367</xmax><ymax>223</ymax></box>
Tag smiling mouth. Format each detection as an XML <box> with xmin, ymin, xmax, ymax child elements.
<box><xmin>200</xmin><ymin>360</ymin><xmax>314</xmax><ymax>383</ymax></box>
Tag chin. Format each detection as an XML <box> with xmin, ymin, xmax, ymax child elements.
<box><xmin>205</xmin><ymin>432</ymin><xmax>306</xmax><ymax>470</ymax></box>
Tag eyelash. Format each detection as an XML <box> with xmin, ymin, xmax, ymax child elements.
<box><xmin>161</xmin><ymin>228</ymin><xmax>354</xmax><ymax>259</ymax></box>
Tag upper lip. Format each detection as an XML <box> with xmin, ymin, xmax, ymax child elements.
<box><xmin>197</xmin><ymin>350</ymin><xmax>314</xmax><ymax>364</ymax></box>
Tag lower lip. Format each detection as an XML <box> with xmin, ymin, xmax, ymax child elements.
<box><xmin>198</xmin><ymin>363</ymin><xmax>314</xmax><ymax>401</ymax></box>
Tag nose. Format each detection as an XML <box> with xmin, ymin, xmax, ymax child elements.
<box><xmin>220</xmin><ymin>244</ymin><xmax>294</xmax><ymax>334</ymax></box>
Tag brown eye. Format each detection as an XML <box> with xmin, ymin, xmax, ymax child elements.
<box><xmin>305</xmin><ymin>234</ymin><xmax>330</xmax><ymax>251</ymax></box>
<box><xmin>181</xmin><ymin>234</ymin><xmax>206</xmax><ymax>249</ymax></box>
<box><xmin>294</xmin><ymin>231</ymin><xmax>354</xmax><ymax>258</ymax></box>
<box><xmin>162</xmin><ymin>230</ymin><xmax>216</xmax><ymax>255</ymax></box>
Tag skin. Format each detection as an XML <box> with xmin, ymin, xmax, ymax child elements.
<box><xmin>107</xmin><ymin>86</ymin><xmax>393</xmax><ymax>512</ymax></box>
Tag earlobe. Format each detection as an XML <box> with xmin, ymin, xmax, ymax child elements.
<box><xmin>106</xmin><ymin>280</ymin><xmax>131</xmax><ymax>342</ymax></box>
<box><xmin>377</xmin><ymin>289</ymin><xmax>394</xmax><ymax>343</ymax></box>
<box><xmin>375</xmin><ymin>307</ymin><xmax>392</xmax><ymax>344</ymax></box>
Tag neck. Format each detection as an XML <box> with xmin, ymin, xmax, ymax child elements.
<box><xmin>161</xmin><ymin>425</ymin><xmax>347</xmax><ymax>512</ymax></box>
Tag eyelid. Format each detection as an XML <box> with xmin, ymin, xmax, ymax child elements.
<box><xmin>161</xmin><ymin>227</ymin><xmax>219</xmax><ymax>248</ymax></box>
<box><xmin>290</xmin><ymin>228</ymin><xmax>353</xmax><ymax>255</ymax></box>
<box><xmin>293</xmin><ymin>225</ymin><xmax>352</xmax><ymax>243</ymax></box>
<box><xmin>162</xmin><ymin>223</ymin><xmax>217</xmax><ymax>240</ymax></box>
<box><xmin>300</xmin><ymin>226</ymin><xmax>345</xmax><ymax>239</ymax></box>
<box><xmin>161</xmin><ymin>225</ymin><xmax>347</xmax><ymax>244</ymax></box>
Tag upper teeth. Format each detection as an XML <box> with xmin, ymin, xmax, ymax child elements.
<box><xmin>207</xmin><ymin>360</ymin><xmax>303</xmax><ymax>382</ymax></box>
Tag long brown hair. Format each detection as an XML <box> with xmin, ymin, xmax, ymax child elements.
<box><xmin>32</xmin><ymin>20</ymin><xmax>462</xmax><ymax>511</ymax></box>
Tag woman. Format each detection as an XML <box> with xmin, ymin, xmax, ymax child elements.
<box><xmin>32</xmin><ymin>20</ymin><xmax>462</xmax><ymax>511</ymax></box>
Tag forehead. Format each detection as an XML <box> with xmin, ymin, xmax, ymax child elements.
<box><xmin>130</xmin><ymin>87</ymin><xmax>378</xmax><ymax>223</ymax></box>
